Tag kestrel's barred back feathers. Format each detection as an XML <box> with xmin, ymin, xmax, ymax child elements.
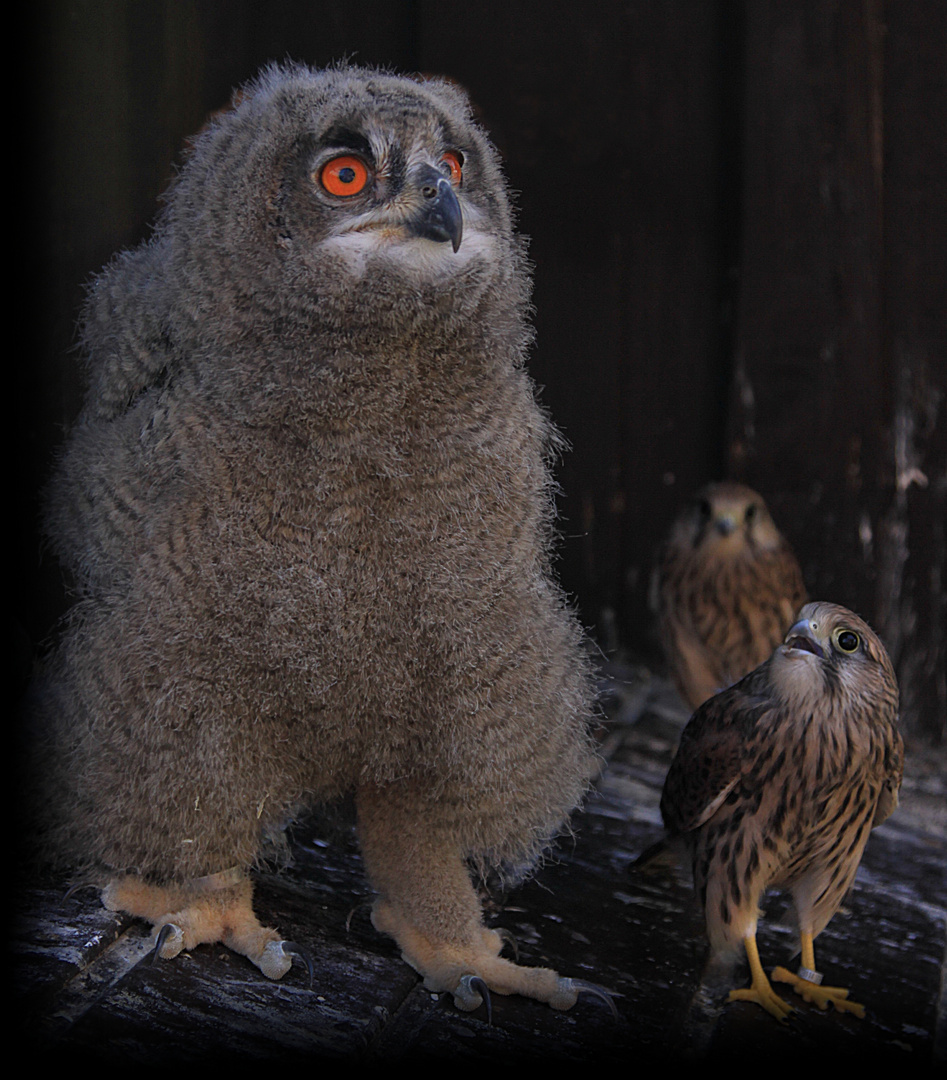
<box><xmin>658</xmin><ymin>482</ymin><xmax>807</xmax><ymax>711</ymax></box>
<box><xmin>661</xmin><ymin>601</ymin><xmax>901</xmax><ymax>958</ymax></box>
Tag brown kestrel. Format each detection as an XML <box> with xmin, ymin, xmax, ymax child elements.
<box><xmin>659</xmin><ymin>601</ymin><xmax>902</xmax><ymax>1021</ymax></box>
<box><xmin>657</xmin><ymin>482</ymin><xmax>807</xmax><ymax>711</ymax></box>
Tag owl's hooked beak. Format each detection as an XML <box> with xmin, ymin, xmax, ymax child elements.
<box><xmin>408</xmin><ymin>166</ymin><xmax>463</xmax><ymax>253</ymax></box>
<box><xmin>783</xmin><ymin>619</ymin><xmax>826</xmax><ymax>659</ymax></box>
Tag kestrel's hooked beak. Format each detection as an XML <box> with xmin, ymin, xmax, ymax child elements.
<box><xmin>784</xmin><ymin>619</ymin><xmax>826</xmax><ymax>659</ymax></box>
<box><xmin>715</xmin><ymin>514</ymin><xmax>738</xmax><ymax>537</ymax></box>
<box><xmin>408</xmin><ymin>165</ymin><xmax>463</xmax><ymax>252</ymax></box>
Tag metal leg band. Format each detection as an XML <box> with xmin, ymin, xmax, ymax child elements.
<box><xmin>796</xmin><ymin>966</ymin><xmax>823</xmax><ymax>985</ymax></box>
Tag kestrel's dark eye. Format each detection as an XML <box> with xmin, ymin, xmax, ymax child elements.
<box><xmin>440</xmin><ymin>151</ymin><xmax>463</xmax><ymax>185</ymax></box>
<box><xmin>835</xmin><ymin>629</ymin><xmax>860</xmax><ymax>653</ymax></box>
<box><xmin>320</xmin><ymin>155</ymin><xmax>370</xmax><ymax>197</ymax></box>
<box><xmin>745</xmin><ymin>503</ymin><xmax>758</xmax><ymax>522</ymax></box>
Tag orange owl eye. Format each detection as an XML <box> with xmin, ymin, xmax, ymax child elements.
<box><xmin>440</xmin><ymin>151</ymin><xmax>463</xmax><ymax>185</ymax></box>
<box><xmin>320</xmin><ymin>155</ymin><xmax>370</xmax><ymax>197</ymax></box>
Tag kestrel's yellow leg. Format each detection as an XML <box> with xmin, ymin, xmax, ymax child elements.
<box><xmin>728</xmin><ymin>932</ymin><xmax>794</xmax><ymax>1021</ymax></box>
<box><xmin>772</xmin><ymin>931</ymin><xmax>865</xmax><ymax>1017</ymax></box>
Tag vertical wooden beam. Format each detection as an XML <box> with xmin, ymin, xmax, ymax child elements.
<box><xmin>878</xmin><ymin>0</ymin><xmax>947</xmax><ymax>741</ymax></box>
<box><xmin>729</xmin><ymin>0</ymin><xmax>944</xmax><ymax>738</ymax></box>
<box><xmin>727</xmin><ymin>3</ymin><xmax>888</xmax><ymax>635</ymax></box>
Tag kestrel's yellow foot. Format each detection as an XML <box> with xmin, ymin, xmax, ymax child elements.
<box><xmin>370</xmin><ymin>899</ymin><xmax>615</xmax><ymax>1016</ymax></box>
<box><xmin>101</xmin><ymin>873</ymin><xmax>312</xmax><ymax>982</ymax></box>
<box><xmin>772</xmin><ymin>965</ymin><xmax>865</xmax><ymax>1018</ymax></box>
<box><xmin>726</xmin><ymin>933</ymin><xmax>794</xmax><ymax>1022</ymax></box>
<box><xmin>728</xmin><ymin>978</ymin><xmax>795</xmax><ymax>1023</ymax></box>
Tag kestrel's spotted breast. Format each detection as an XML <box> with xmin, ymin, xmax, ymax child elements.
<box><xmin>657</xmin><ymin>482</ymin><xmax>807</xmax><ymax>711</ymax></box>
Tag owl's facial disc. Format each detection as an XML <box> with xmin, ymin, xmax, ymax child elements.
<box><xmin>312</xmin><ymin>135</ymin><xmax>470</xmax><ymax>261</ymax></box>
<box><xmin>340</xmin><ymin>163</ymin><xmax>464</xmax><ymax>257</ymax></box>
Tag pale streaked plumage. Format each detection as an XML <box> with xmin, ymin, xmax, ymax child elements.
<box><xmin>660</xmin><ymin>601</ymin><xmax>902</xmax><ymax>1020</ymax></box>
<box><xmin>657</xmin><ymin>482</ymin><xmax>807</xmax><ymax>710</ymax></box>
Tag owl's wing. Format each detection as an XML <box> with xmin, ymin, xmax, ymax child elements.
<box><xmin>660</xmin><ymin>683</ymin><xmax>769</xmax><ymax>835</ymax></box>
<box><xmin>79</xmin><ymin>238</ymin><xmax>178</xmax><ymax>422</ymax></box>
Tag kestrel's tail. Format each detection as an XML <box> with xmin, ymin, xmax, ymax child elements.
<box><xmin>629</xmin><ymin>835</ymin><xmax>681</xmax><ymax>874</ymax></box>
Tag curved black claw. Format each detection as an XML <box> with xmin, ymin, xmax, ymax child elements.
<box><xmin>345</xmin><ymin>900</ymin><xmax>373</xmax><ymax>933</ymax></box>
<box><xmin>569</xmin><ymin>978</ymin><xmax>621</xmax><ymax>1020</ymax></box>
<box><xmin>279</xmin><ymin>941</ymin><xmax>314</xmax><ymax>989</ymax></box>
<box><xmin>457</xmin><ymin>974</ymin><xmax>493</xmax><ymax>1025</ymax></box>
<box><xmin>63</xmin><ymin>882</ymin><xmax>99</xmax><ymax>903</ymax></box>
<box><xmin>496</xmin><ymin>927</ymin><xmax>519</xmax><ymax>961</ymax></box>
<box><xmin>151</xmin><ymin>922</ymin><xmax>180</xmax><ymax>966</ymax></box>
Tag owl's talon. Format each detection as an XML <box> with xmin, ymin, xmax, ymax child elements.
<box><xmin>565</xmin><ymin>978</ymin><xmax>620</xmax><ymax>1019</ymax></box>
<box><xmin>454</xmin><ymin>974</ymin><xmax>492</xmax><ymax>1023</ymax></box>
<box><xmin>64</xmin><ymin>881</ymin><xmax>100</xmax><ymax>903</ymax></box>
<box><xmin>496</xmin><ymin>927</ymin><xmax>519</xmax><ymax>960</ymax></box>
<box><xmin>255</xmin><ymin>939</ymin><xmax>295</xmax><ymax>981</ymax></box>
<box><xmin>345</xmin><ymin>900</ymin><xmax>372</xmax><ymax>933</ymax></box>
<box><xmin>276</xmin><ymin>940</ymin><xmax>314</xmax><ymax>987</ymax></box>
<box><xmin>152</xmin><ymin>922</ymin><xmax>184</xmax><ymax>964</ymax></box>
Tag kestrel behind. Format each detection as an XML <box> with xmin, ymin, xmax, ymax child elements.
<box><xmin>657</xmin><ymin>482</ymin><xmax>807</xmax><ymax>710</ymax></box>
<box><xmin>660</xmin><ymin>601</ymin><xmax>902</xmax><ymax>1020</ymax></box>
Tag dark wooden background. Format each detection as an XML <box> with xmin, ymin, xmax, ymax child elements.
<box><xmin>18</xmin><ymin>0</ymin><xmax>945</xmax><ymax>742</ymax></box>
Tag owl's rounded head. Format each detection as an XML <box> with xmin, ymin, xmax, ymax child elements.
<box><xmin>87</xmin><ymin>62</ymin><xmax>535</xmax><ymax>363</ymax></box>
<box><xmin>771</xmin><ymin>600</ymin><xmax>898</xmax><ymax>714</ymax></box>
<box><xmin>669</xmin><ymin>482</ymin><xmax>785</xmax><ymax>557</ymax></box>
<box><xmin>171</xmin><ymin>64</ymin><xmax>516</xmax><ymax>295</ymax></box>
<box><xmin>78</xmin><ymin>63</ymin><xmax>536</xmax><ymax>424</ymax></box>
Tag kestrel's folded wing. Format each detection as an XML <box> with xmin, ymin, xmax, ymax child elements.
<box><xmin>873</xmin><ymin>726</ymin><xmax>905</xmax><ymax>826</ymax></box>
<box><xmin>660</xmin><ymin>683</ymin><xmax>770</xmax><ymax>835</ymax></box>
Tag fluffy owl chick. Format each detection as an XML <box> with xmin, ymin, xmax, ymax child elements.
<box><xmin>35</xmin><ymin>64</ymin><xmax>599</xmax><ymax>1013</ymax></box>
<box><xmin>657</xmin><ymin>482</ymin><xmax>807</xmax><ymax>711</ymax></box>
<box><xmin>660</xmin><ymin>601</ymin><xmax>902</xmax><ymax>1021</ymax></box>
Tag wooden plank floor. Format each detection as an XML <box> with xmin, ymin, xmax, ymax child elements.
<box><xmin>14</xmin><ymin>669</ymin><xmax>947</xmax><ymax>1067</ymax></box>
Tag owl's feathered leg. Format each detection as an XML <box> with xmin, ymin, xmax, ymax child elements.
<box><xmin>771</xmin><ymin>931</ymin><xmax>865</xmax><ymax>1017</ymax></box>
<box><xmin>101</xmin><ymin>872</ymin><xmax>308</xmax><ymax>981</ymax></box>
<box><xmin>727</xmin><ymin>932</ymin><xmax>794</xmax><ymax>1022</ymax></box>
<box><xmin>356</xmin><ymin>782</ymin><xmax>600</xmax><ymax>1013</ymax></box>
